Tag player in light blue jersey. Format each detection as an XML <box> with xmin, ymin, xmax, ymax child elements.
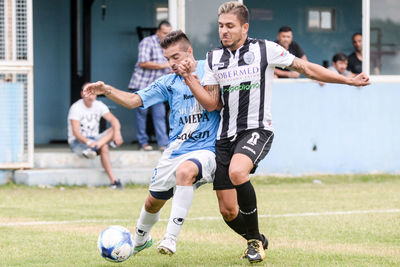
<box><xmin>83</xmin><ymin>30</ymin><xmax>220</xmax><ymax>256</ymax></box>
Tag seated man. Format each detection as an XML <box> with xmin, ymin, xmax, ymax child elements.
<box><xmin>83</xmin><ymin>30</ymin><xmax>220</xmax><ymax>256</ymax></box>
<box><xmin>67</xmin><ymin>85</ymin><xmax>123</xmax><ymax>189</ymax></box>
<box><xmin>328</xmin><ymin>53</ymin><xmax>353</xmax><ymax>76</ymax></box>
<box><xmin>274</xmin><ymin>25</ymin><xmax>308</xmax><ymax>78</ymax></box>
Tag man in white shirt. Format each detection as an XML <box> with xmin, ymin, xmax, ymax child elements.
<box><xmin>67</xmin><ymin>86</ymin><xmax>124</xmax><ymax>189</ymax></box>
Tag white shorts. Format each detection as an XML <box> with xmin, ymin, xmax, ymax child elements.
<box><xmin>149</xmin><ymin>149</ymin><xmax>216</xmax><ymax>198</ymax></box>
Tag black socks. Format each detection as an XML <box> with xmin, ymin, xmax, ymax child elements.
<box><xmin>234</xmin><ymin>180</ymin><xmax>260</xmax><ymax>240</ymax></box>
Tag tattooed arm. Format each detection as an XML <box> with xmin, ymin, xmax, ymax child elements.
<box><xmin>288</xmin><ymin>58</ymin><xmax>370</xmax><ymax>87</ymax></box>
<box><xmin>183</xmin><ymin>75</ymin><xmax>220</xmax><ymax>112</ymax></box>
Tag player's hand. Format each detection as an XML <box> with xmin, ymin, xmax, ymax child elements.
<box><xmin>350</xmin><ymin>72</ymin><xmax>370</xmax><ymax>87</ymax></box>
<box><xmin>83</xmin><ymin>81</ymin><xmax>107</xmax><ymax>97</ymax></box>
<box><xmin>177</xmin><ymin>58</ymin><xmax>195</xmax><ymax>78</ymax></box>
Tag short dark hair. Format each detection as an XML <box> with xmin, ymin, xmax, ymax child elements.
<box><xmin>352</xmin><ymin>32</ymin><xmax>362</xmax><ymax>40</ymax></box>
<box><xmin>279</xmin><ymin>26</ymin><xmax>292</xmax><ymax>33</ymax></box>
<box><xmin>218</xmin><ymin>1</ymin><xmax>249</xmax><ymax>25</ymax></box>
<box><xmin>157</xmin><ymin>20</ymin><xmax>171</xmax><ymax>30</ymax></box>
<box><xmin>160</xmin><ymin>30</ymin><xmax>191</xmax><ymax>49</ymax></box>
<box><xmin>332</xmin><ymin>52</ymin><xmax>348</xmax><ymax>63</ymax></box>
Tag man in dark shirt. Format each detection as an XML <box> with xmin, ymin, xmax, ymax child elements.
<box><xmin>347</xmin><ymin>33</ymin><xmax>362</xmax><ymax>74</ymax></box>
<box><xmin>348</xmin><ymin>32</ymin><xmax>380</xmax><ymax>75</ymax></box>
<box><xmin>274</xmin><ymin>26</ymin><xmax>308</xmax><ymax>78</ymax></box>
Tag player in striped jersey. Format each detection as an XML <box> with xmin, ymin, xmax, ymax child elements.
<box><xmin>179</xmin><ymin>1</ymin><xmax>370</xmax><ymax>263</ymax></box>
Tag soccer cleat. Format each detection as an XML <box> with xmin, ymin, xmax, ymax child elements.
<box><xmin>240</xmin><ymin>234</ymin><xmax>268</xmax><ymax>259</ymax></box>
<box><xmin>261</xmin><ymin>234</ymin><xmax>269</xmax><ymax>250</ymax></box>
<box><xmin>246</xmin><ymin>239</ymin><xmax>265</xmax><ymax>263</ymax></box>
<box><xmin>133</xmin><ymin>236</ymin><xmax>153</xmax><ymax>255</ymax></box>
<box><xmin>157</xmin><ymin>236</ymin><xmax>177</xmax><ymax>256</ymax></box>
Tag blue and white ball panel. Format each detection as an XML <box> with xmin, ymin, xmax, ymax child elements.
<box><xmin>149</xmin><ymin>149</ymin><xmax>216</xmax><ymax>193</ymax></box>
<box><xmin>97</xmin><ymin>225</ymin><xmax>133</xmax><ymax>262</ymax></box>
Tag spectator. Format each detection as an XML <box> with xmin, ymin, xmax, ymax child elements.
<box><xmin>348</xmin><ymin>32</ymin><xmax>380</xmax><ymax>75</ymax></box>
<box><xmin>128</xmin><ymin>21</ymin><xmax>171</xmax><ymax>151</ymax></box>
<box><xmin>347</xmin><ymin>33</ymin><xmax>363</xmax><ymax>74</ymax></box>
<box><xmin>328</xmin><ymin>53</ymin><xmax>353</xmax><ymax>76</ymax></box>
<box><xmin>67</xmin><ymin>85</ymin><xmax>123</xmax><ymax>189</ymax></box>
<box><xmin>274</xmin><ymin>25</ymin><xmax>308</xmax><ymax>78</ymax></box>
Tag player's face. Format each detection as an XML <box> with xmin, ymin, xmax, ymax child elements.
<box><xmin>333</xmin><ymin>60</ymin><xmax>348</xmax><ymax>74</ymax></box>
<box><xmin>277</xmin><ymin>31</ymin><xmax>293</xmax><ymax>49</ymax></box>
<box><xmin>218</xmin><ymin>13</ymin><xmax>249</xmax><ymax>51</ymax></box>
<box><xmin>352</xmin><ymin>34</ymin><xmax>362</xmax><ymax>52</ymax></box>
<box><xmin>163</xmin><ymin>43</ymin><xmax>191</xmax><ymax>73</ymax></box>
<box><xmin>157</xmin><ymin>25</ymin><xmax>172</xmax><ymax>41</ymax></box>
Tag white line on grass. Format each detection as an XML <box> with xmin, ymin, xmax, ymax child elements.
<box><xmin>1</xmin><ymin>209</ymin><xmax>399</xmax><ymax>226</ymax></box>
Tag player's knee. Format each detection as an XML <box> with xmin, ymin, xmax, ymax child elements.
<box><xmin>176</xmin><ymin>167</ymin><xmax>195</xmax><ymax>186</ymax></box>
<box><xmin>219</xmin><ymin>206</ymin><xmax>238</xmax><ymax>221</ymax></box>
<box><xmin>229</xmin><ymin>167</ymin><xmax>248</xmax><ymax>184</ymax></box>
<box><xmin>144</xmin><ymin>196</ymin><xmax>161</xmax><ymax>213</ymax></box>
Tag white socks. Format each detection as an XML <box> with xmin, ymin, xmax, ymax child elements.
<box><xmin>165</xmin><ymin>185</ymin><xmax>194</xmax><ymax>240</ymax></box>
<box><xmin>134</xmin><ymin>185</ymin><xmax>194</xmax><ymax>246</ymax></box>
<box><xmin>134</xmin><ymin>205</ymin><xmax>160</xmax><ymax>246</ymax></box>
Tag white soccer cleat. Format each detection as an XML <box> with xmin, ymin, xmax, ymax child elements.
<box><xmin>157</xmin><ymin>236</ymin><xmax>177</xmax><ymax>256</ymax></box>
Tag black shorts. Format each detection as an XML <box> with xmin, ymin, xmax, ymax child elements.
<box><xmin>213</xmin><ymin>129</ymin><xmax>274</xmax><ymax>190</ymax></box>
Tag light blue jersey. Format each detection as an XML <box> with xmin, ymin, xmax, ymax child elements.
<box><xmin>137</xmin><ymin>60</ymin><xmax>220</xmax><ymax>159</ymax></box>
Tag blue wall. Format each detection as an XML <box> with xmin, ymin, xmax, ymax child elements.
<box><xmin>33</xmin><ymin>0</ymin><xmax>167</xmax><ymax>144</ymax></box>
<box><xmin>91</xmin><ymin>0</ymin><xmax>167</xmax><ymax>142</ymax></box>
<box><xmin>256</xmin><ymin>82</ymin><xmax>400</xmax><ymax>175</ymax></box>
<box><xmin>33</xmin><ymin>0</ymin><xmax>70</xmax><ymax>144</ymax></box>
<box><xmin>246</xmin><ymin>0</ymin><xmax>362</xmax><ymax>66</ymax></box>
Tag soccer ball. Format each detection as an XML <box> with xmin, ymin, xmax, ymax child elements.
<box><xmin>97</xmin><ymin>225</ymin><xmax>134</xmax><ymax>262</ymax></box>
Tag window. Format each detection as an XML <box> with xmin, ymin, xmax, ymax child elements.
<box><xmin>156</xmin><ymin>6</ymin><xmax>168</xmax><ymax>24</ymax></box>
<box><xmin>307</xmin><ymin>8</ymin><xmax>335</xmax><ymax>31</ymax></box>
<box><xmin>370</xmin><ymin>0</ymin><xmax>400</xmax><ymax>75</ymax></box>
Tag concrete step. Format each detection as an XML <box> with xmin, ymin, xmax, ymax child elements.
<box><xmin>13</xmin><ymin>167</ymin><xmax>154</xmax><ymax>186</ymax></box>
<box><xmin>34</xmin><ymin>151</ymin><xmax>162</xmax><ymax>169</ymax></box>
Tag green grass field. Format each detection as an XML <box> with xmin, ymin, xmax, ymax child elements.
<box><xmin>0</xmin><ymin>174</ymin><xmax>399</xmax><ymax>266</ymax></box>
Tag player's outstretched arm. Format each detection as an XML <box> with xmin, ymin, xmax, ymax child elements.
<box><xmin>178</xmin><ymin>60</ymin><xmax>220</xmax><ymax>111</ymax></box>
<box><xmin>289</xmin><ymin>58</ymin><xmax>370</xmax><ymax>87</ymax></box>
<box><xmin>83</xmin><ymin>81</ymin><xmax>143</xmax><ymax>109</ymax></box>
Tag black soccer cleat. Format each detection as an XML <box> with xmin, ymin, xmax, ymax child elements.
<box><xmin>246</xmin><ymin>239</ymin><xmax>265</xmax><ymax>263</ymax></box>
<box><xmin>240</xmin><ymin>234</ymin><xmax>268</xmax><ymax>260</ymax></box>
<box><xmin>260</xmin><ymin>234</ymin><xmax>269</xmax><ymax>250</ymax></box>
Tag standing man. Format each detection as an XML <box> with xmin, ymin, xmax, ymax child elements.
<box><xmin>180</xmin><ymin>1</ymin><xmax>370</xmax><ymax>263</ymax></box>
<box><xmin>68</xmin><ymin>86</ymin><xmax>123</xmax><ymax>189</ymax></box>
<box><xmin>274</xmin><ymin>25</ymin><xmax>307</xmax><ymax>78</ymax></box>
<box><xmin>128</xmin><ymin>20</ymin><xmax>171</xmax><ymax>151</ymax></box>
<box><xmin>84</xmin><ymin>30</ymin><xmax>220</xmax><ymax>256</ymax></box>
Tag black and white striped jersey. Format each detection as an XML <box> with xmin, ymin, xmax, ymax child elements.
<box><xmin>202</xmin><ymin>38</ymin><xmax>295</xmax><ymax>140</ymax></box>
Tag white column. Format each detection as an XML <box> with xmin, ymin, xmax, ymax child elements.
<box><xmin>362</xmin><ymin>0</ymin><xmax>370</xmax><ymax>75</ymax></box>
